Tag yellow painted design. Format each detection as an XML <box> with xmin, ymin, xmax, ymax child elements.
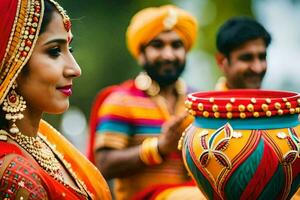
<box><xmin>191</xmin><ymin>127</ymin><xmax>252</xmax><ymax>184</ymax></box>
<box><xmin>293</xmin><ymin>126</ymin><xmax>300</xmax><ymax>137</ymax></box>
<box><xmin>264</xmin><ymin>128</ymin><xmax>296</xmax><ymax>160</ymax></box>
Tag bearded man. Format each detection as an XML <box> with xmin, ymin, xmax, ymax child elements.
<box><xmin>87</xmin><ymin>5</ymin><xmax>201</xmax><ymax>200</ymax></box>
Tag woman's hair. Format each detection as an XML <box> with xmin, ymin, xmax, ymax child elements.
<box><xmin>0</xmin><ymin>0</ymin><xmax>57</xmax><ymax>128</ymax></box>
<box><xmin>40</xmin><ymin>0</ymin><xmax>56</xmax><ymax>34</ymax></box>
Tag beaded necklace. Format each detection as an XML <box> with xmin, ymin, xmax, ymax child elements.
<box><xmin>39</xmin><ymin>133</ymin><xmax>90</xmax><ymax>197</ymax></box>
<box><xmin>3</xmin><ymin>130</ymin><xmax>64</xmax><ymax>182</ymax></box>
<box><xmin>0</xmin><ymin>129</ymin><xmax>90</xmax><ymax>198</ymax></box>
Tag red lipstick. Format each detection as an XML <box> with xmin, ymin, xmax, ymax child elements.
<box><xmin>57</xmin><ymin>85</ymin><xmax>72</xmax><ymax>96</ymax></box>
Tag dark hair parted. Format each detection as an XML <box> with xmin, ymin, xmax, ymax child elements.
<box><xmin>40</xmin><ymin>0</ymin><xmax>56</xmax><ymax>34</ymax></box>
<box><xmin>21</xmin><ymin>0</ymin><xmax>56</xmax><ymax>76</ymax></box>
<box><xmin>216</xmin><ymin>17</ymin><xmax>272</xmax><ymax>57</ymax></box>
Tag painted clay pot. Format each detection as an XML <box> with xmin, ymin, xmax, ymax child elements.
<box><xmin>181</xmin><ymin>90</ymin><xmax>300</xmax><ymax>199</ymax></box>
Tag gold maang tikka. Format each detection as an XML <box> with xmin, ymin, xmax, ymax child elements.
<box><xmin>2</xmin><ymin>82</ymin><xmax>26</xmax><ymax>135</ymax></box>
<box><xmin>48</xmin><ymin>0</ymin><xmax>72</xmax><ymax>31</ymax></box>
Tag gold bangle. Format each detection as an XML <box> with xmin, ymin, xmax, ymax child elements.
<box><xmin>139</xmin><ymin>137</ymin><xmax>163</xmax><ymax>165</ymax></box>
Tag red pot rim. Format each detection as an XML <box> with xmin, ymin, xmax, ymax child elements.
<box><xmin>185</xmin><ymin>89</ymin><xmax>300</xmax><ymax>119</ymax></box>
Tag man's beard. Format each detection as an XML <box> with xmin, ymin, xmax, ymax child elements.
<box><xmin>241</xmin><ymin>69</ymin><xmax>266</xmax><ymax>89</ymax></box>
<box><xmin>143</xmin><ymin>59</ymin><xmax>186</xmax><ymax>87</ymax></box>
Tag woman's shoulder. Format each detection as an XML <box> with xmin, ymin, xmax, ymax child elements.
<box><xmin>0</xmin><ymin>148</ymin><xmax>48</xmax><ymax>199</ymax></box>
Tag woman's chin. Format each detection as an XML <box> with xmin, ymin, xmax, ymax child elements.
<box><xmin>45</xmin><ymin>103</ymin><xmax>69</xmax><ymax>114</ymax></box>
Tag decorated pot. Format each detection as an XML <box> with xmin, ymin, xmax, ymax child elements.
<box><xmin>181</xmin><ymin>90</ymin><xmax>300</xmax><ymax>199</ymax></box>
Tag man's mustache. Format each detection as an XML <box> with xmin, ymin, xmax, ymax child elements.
<box><xmin>244</xmin><ymin>70</ymin><xmax>266</xmax><ymax>79</ymax></box>
<box><xmin>155</xmin><ymin>60</ymin><xmax>180</xmax><ymax>66</ymax></box>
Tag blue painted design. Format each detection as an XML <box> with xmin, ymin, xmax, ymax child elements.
<box><xmin>195</xmin><ymin>115</ymin><xmax>299</xmax><ymax>130</ymax></box>
<box><xmin>208</xmin><ymin>126</ymin><xmax>223</xmax><ymax>147</ymax></box>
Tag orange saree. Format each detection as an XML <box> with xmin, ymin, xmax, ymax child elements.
<box><xmin>0</xmin><ymin>120</ymin><xmax>111</xmax><ymax>200</ymax></box>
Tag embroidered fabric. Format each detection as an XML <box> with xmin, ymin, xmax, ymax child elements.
<box><xmin>0</xmin><ymin>155</ymin><xmax>48</xmax><ymax>200</ymax></box>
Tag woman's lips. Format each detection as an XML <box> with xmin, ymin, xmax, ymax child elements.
<box><xmin>57</xmin><ymin>85</ymin><xmax>72</xmax><ymax>96</ymax></box>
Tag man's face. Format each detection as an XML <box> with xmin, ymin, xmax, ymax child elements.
<box><xmin>140</xmin><ymin>31</ymin><xmax>186</xmax><ymax>87</ymax></box>
<box><xmin>221</xmin><ymin>38</ymin><xmax>267</xmax><ymax>89</ymax></box>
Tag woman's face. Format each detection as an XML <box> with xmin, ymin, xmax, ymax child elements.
<box><xmin>17</xmin><ymin>11</ymin><xmax>81</xmax><ymax>115</ymax></box>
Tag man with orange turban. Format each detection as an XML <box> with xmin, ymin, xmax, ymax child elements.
<box><xmin>126</xmin><ymin>5</ymin><xmax>197</xmax><ymax>59</ymax></box>
<box><xmin>87</xmin><ymin>4</ymin><xmax>204</xmax><ymax>200</ymax></box>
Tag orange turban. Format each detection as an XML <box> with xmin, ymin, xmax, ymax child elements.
<box><xmin>126</xmin><ymin>5</ymin><xmax>198</xmax><ymax>59</ymax></box>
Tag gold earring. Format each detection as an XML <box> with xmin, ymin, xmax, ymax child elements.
<box><xmin>2</xmin><ymin>82</ymin><xmax>26</xmax><ymax>135</ymax></box>
<box><xmin>135</xmin><ymin>71</ymin><xmax>152</xmax><ymax>91</ymax></box>
<box><xmin>134</xmin><ymin>72</ymin><xmax>160</xmax><ymax>96</ymax></box>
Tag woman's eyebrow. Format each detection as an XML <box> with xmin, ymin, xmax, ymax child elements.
<box><xmin>44</xmin><ymin>38</ymin><xmax>68</xmax><ymax>45</ymax></box>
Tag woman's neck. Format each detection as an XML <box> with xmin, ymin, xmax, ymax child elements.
<box><xmin>15</xmin><ymin>109</ymin><xmax>42</xmax><ymax>137</ymax></box>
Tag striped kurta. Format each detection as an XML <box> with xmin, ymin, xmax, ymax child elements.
<box><xmin>94</xmin><ymin>80</ymin><xmax>190</xmax><ymax>200</ymax></box>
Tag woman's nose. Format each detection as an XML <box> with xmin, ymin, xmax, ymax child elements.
<box><xmin>64</xmin><ymin>55</ymin><xmax>81</xmax><ymax>78</ymax></box>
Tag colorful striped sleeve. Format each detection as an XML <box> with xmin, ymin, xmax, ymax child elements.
<box><xmin>95</xmin><ymin>91</ymin><xmax>132</xmax><ymax>150</ymax></box>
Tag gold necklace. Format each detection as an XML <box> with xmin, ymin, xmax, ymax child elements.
<box><xmin>39</xmin><ymin>126</ymin><xmax>91</xmax><ymax>197</ymax></box>
<box><xmin>3</xmin><ymin>130</ymin><xmax>64</xmax><ymax>183</ymax></box>
<box><xmin>0</xmin><ymin>129</ymin><xmax>90</xmax><ymax>198</ymax></box>
<box><xmin>40</xmin><ymin>135</ymin><xmax>90</xmax><ymax>197</ymax></box>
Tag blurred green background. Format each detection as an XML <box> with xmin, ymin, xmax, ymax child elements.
<box><xmin>63</xmin><ymin>0</ymin><xmax>252</xmax><ymax>113</ymax></box>
<box><xmin>47</xmin><ymin>0</ymin><xmax>300</xmax><ymax>152</ymax></box>
<box><xmin>60</xmin><ymin>0</ymin><xmax>249</xmax><ymax>114</ymax></box>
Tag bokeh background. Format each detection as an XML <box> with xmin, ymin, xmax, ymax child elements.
<box><xmin>47</xmin><ymin>0</ymin><xmax>300</xmax><ymax>152</ymax></box>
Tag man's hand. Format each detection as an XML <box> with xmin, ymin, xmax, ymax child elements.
<box><xmin>158</xmin><ymin>112</ymin><xmax>193</xmax><ymax>156</ymax></box>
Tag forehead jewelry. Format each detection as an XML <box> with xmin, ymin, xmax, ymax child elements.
<box><xmin>48</xmin><ymin>0</ymin><xmax>71</xmax><ymax>31</ymax></box>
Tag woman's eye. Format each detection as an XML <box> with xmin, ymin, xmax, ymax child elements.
<box><xmin>48</xmin><ymin>47</ymin><xmax>61</xmax><ymax>57</ymax></box>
